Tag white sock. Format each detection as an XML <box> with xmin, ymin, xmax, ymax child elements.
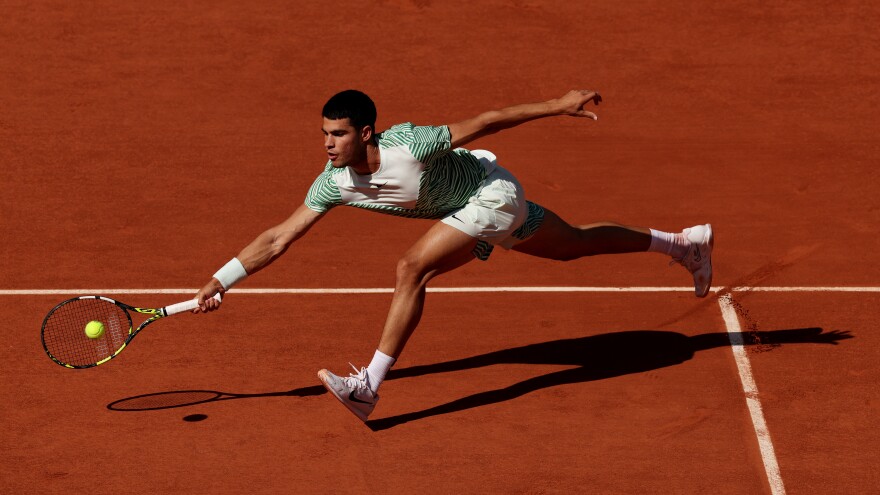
<box><xmin>648</xmin><ymin>229</ymin><xmax>690</xmax><ymax>259</ymax></box>
<box><xmin>366</xmin><ymin>349</ymin><xmax>396</xmax><ymax>393</ymax></box>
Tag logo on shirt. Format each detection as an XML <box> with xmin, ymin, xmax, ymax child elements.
<box><xmin>369</xmin><ymin>182</ymin><xmax>387</xmax><ymax>189</ymax></box>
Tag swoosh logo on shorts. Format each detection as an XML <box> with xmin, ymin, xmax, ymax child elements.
<box><xmin>451</xmin><ymin>214</ymin><xmax>463</xmax><ymax>223</ymax></box>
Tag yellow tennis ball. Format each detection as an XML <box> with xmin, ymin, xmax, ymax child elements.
<box><xmin>85</xmin><ymin>320</ymin><xmax>105</xmax><ymax>339</ymax></box>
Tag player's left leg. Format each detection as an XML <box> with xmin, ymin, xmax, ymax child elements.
<box><xmin>512</xmin><ymin>208</ymin><xmax>713</xmax><ymax>296</ymax></box>
<box><xmin>511</xmin><ymin>208</ymin><xmax>652</xmax><ymax>260</ymax></box>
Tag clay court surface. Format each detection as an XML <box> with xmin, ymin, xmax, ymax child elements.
<box><xmin>2</xmin><ymin>1</ymin><xmax>878</xmax><ymax>493</ymax></box>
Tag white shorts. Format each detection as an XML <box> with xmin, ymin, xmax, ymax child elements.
<box><xmin>440</xmin><ymin>150</ymin><xmax>531</xmax><ymax>254</ymax></box>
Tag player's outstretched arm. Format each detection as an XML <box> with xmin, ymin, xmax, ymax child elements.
<box><xmin>195</xmin><ymin>204</ymin><xmax>325</xmax><ymax>312</ymax></box>
<box><xmin>447</xmin><ymin>89</ymin><xmax>602</xmax><ymax>149</ymax></box>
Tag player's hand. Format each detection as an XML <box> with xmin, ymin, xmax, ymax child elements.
<box><xmin>194</xmin><ymin>278</ymin><xmax>225</xmax><ymax>313</ymax></box>
<box><xmin>556</xmin><ymin>89</ymin><xmax>602</xmax><ymax>120</ymax></box>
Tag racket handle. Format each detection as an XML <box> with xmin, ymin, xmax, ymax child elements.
<box><xmin>164</xmin><ymin>293</ymin><xmax>222</xmax><ymax>316</ymax></box>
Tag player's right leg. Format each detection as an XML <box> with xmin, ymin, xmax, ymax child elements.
<box><xmin>318</xmin><ymin>221</ymin><xmax>479</xmax><ymax>421</ymax></box>
<box><xmin>512</xmin><ymin>208</ymin><xmax>713</xmax><ymax>297</ymax></box>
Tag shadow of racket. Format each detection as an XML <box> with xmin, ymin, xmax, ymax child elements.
<box><xmin>107</xmin><ymin>384</ymin><xmax>327</xmax><ymax>411</ymax></box>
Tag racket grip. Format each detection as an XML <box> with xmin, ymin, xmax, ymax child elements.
<box><xmin>164</xmin><ymin>293</ymin><xmax>222</xmax><ymax>316</ymax></box>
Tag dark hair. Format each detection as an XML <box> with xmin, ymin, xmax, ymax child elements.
<box><xmin>322</xmin><ymin>90</ymin><xmax>377</xmax><ymax>129</ymax></box>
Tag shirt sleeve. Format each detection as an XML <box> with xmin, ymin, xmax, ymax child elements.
<box><xmin>304</xmin><ymin>168</ymin><xmax>342</xmax><ymax>213</ymax></box>
<box><xmin>381</xmin><ymin>122</ymin><xmax>452</xmax><ymax>164</ymax></box>
<box><xmin>407</xmin><ymin>124</ymin><xmax>452</xmax><ymax>164</ymax></box>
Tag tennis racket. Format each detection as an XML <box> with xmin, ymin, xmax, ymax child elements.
<box><xmin>41</xmin><ymin>293</ymin><xmax>221</xmax><ymax>369</ymax></box>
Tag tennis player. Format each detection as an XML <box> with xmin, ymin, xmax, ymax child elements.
<box><xmin>195</xmin><ymin>89</ymin><xmax>713</xmax><ymax>421</ymax></box>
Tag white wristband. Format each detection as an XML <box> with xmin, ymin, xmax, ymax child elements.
<box><xmin>213</xmin><ymin>258</ymin><xmax>248</xmax><ymax>290</ymax></box>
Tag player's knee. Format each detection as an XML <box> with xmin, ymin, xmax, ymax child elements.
<box><xmin>395</xmin><ymin>255</ymin><xmax>427</xmax><ymax>286</ymax></box>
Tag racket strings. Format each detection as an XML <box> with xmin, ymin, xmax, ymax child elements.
<box><xmin>42</xmin><ymin>299</ymin><xmax>131</xmax><ymax>367</ymax></box>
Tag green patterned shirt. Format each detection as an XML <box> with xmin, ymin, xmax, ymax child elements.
<box><xmin>304</xmin><ymin>123</ymin><xmax>490</xmax><ymax>219</ymax></box>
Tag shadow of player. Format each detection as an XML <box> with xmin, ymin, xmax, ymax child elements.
<box><xmin>366</xmin><ymin>327</ymin><xmax>851</xmax><ymax>431</ymax></box>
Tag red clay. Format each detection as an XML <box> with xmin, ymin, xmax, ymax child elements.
<box><xmin>2</xmin><ymin>1</ymin><xmax>878</xmax><ymax>493</ymax></box>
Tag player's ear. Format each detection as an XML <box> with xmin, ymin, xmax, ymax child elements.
<box><xmin>360</xmin><ymin>125</ymin><xmax>373</xmax><ymax>143</ymax></box>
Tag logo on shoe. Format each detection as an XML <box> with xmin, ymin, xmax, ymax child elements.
<box><xmin>693</xmin><ymin>246</ymin><xmax>702</xmax><ymax>263</ymax></box>
<box><xmin>349</xmin><ymin>391</ymin><xmax>374</xmax><ymax>405</ymax></box>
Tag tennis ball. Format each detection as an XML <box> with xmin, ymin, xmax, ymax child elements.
<box><xmin>85</xmin><ymin>320</ymin><xmax>105</xmax><ymax>339</ymax></box>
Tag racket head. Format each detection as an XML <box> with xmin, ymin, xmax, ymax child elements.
<box><xmin>41</xmin><ymin>296</ymin><xmax>135</xmax><ymax>369</ymax></box>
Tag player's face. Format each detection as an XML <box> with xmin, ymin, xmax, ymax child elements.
<box><xmin>322</xmin><ymin>117</ymin><xmax>370</xmax><ymax>168</ymax></box>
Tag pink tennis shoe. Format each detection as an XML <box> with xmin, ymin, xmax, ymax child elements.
<box><xmin>318</xmin><ymin>365</ymin><xmax>378</xmax><ymax>421</ymax></box>
<box><xmin>673</xmin><ymin>224</ymin><xmax>714</xmax><ymax>297</ymax></box>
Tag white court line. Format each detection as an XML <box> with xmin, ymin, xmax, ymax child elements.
<box><xmin>0</xmin><ymin>287</ymin><xmax>689</xmax><ymax>295</ymax></box>
<box><xmin>718</xmin><ymin>294</ymin><xmax>786</xmax><ymax>495</ymax></box>
<box><xmin>1</xmin><ymin>286</ymin><xmax>878</xmax><ymax>295</ymax></box>
<box><xmin>730</xmin><ymin>286</ymin><xmax>880</xmax><ymax>292</ymax></box>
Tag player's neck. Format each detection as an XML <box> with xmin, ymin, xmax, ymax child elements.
<box><xmin>350</xmin><ymin>140</ymin><xmax>381</xmax><ymax>175</ymax></box>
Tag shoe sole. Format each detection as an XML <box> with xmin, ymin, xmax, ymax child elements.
<box><xmin>317</xmin><ymin>369</ymin><xmax>370</xmax><ymax>422</ymax></box>
<box><xmin>695</xmin><ymin>224</ymin><xmax>714</xmax><ymax>298</ymax></box>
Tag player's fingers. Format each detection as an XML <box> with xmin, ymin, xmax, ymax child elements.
<box><xmin>580</xmin><ymin>90</ymin><xmax>601</xmax><ymax>105</ymax></box>
<box><xmin>202</xmin><ymin>293</ymin><xmax>223</xmax><ymax>312</ymax></box>
<box><xmin>211</xmin><ymin>289</ymin><xmax>224</xmax><ymax>311</ymax></box>
<box><xmin>576</xmin><ymin>110</ymin><xmax>598</xmax><ymax>120</ymax></box>
<box><xmin>197</xmin><ymin>290</ymin><xmax>211</xmax><ymax>312</ymax></box>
